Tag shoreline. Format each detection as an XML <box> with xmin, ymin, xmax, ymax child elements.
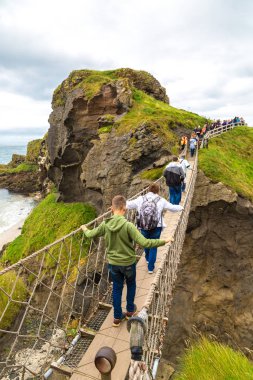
<box><xmin>0</xmin><ymin>218</ymin><xmax>25</xmax><ymax>251</ymax></box>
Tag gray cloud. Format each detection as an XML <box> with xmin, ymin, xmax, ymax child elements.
<box><xmin>0</xmin><ymin>0</ymin><xmax>252</xmax><ymax>126</ymax></box>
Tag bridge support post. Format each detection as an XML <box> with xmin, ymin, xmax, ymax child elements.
<box><xmin>95</xmin><ymin>346</ymin><xmax>117</xmax><ymax>380</ymax></box>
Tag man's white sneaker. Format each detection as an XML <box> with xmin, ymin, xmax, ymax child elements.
<box><xmin>148</xmin><ymin>271</ymin><xmax>153</xmax><ymax>274</ymax></box>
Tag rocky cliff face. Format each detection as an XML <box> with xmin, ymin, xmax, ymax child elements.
<box><xmin>47</xmin><ymin>69</ymin><xmax>175</xmax><ymax>210</ymax></box>
<box><xmin>160</xmin><ymin>170</ymin><xmax>253</xmax><ymax>371</ymax></box>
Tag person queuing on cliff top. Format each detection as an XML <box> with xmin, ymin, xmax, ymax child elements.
<box><xmin>163</xmin><ymin>156</ymin><xmax>185</xmax><ymax>205</ymax></box>
<box><xmin>126</xmin><ymin>183</ymin><xmax>183</xmax><ymax>274</ymax></box>
<box><xmin>180</xmin><ymin>135</ymin><xmax>188</xmax><ymax>151</ymax></box>
<box><xmin>179</xmin><ymin>155</ymin><xmax>191</xmax><ymax>192</ymax></box>
<box><xmin>189</xmin><ymin>134</ymin><xmax>197</xmax><ymax>157</ymax></box>
<box><xmin>81</xmin><ymin>195</ymin><xmax>172</xmax><ymax>327</ymax></box>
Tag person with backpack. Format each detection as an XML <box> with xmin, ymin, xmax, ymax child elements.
<box><xmin>81</xmin><ymin>195</ymin><xmax>172</xmax><ymax>327</ymax></box>
<box><xmin>126</xmin><ymin>183</ymin><xmax>183</xmax><ymax>274</ymax></box>
<box><xmin>163</xmin><ymin>156</ymin><xmax>185</xmax><ymax>205</ymax></box>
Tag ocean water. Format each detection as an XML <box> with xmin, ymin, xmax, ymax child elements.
<box><xmin>0</xmin><ymin>189</ymin><xmax>36</xmax><ymax>234</ymax></box>
<box><xmin>0</xmin><ymin>145</ymin><xmax>27</xmax><ymax>164</ymax></box>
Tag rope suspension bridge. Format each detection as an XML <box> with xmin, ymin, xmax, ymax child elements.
<box><xmin>0</xmin><ymin>124</ymin><xmax>238</xmax><ymax>380</ymax></box>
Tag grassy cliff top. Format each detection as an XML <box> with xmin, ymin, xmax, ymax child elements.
<box><xmin>199</xmin><ymin>126</ymin><xmax>253</xmax><ymax>201</ymax></box>
<box><xmin>116</xmin><ymin>88</ymin><xmax>206</xmax><ymax>134</ymax></box>
<box><xmin>1</xmin><ymin>193</ymin><xmax>96</xmax><ymax>265</ymax></box>
<box><xmin>53</xmin><ymin>67</ymin><xmax>168</xmax><ymax>106</ymax></box>
<box><xmin>53</xmin><ymin>68</ymin><xmax>208</xmax><ymax>141</ymax></box>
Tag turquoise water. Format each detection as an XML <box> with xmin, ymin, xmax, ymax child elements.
<box><xmin>0</xmin><ymin>145</ymin><xmax>27</xmax><ymax>164</ymax></box>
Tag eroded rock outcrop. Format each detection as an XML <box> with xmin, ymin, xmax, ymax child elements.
<box><xmin>160</xmin><ymin>170</ymin><xmax>253</xmax><ymax>370</ymax></box>
<box><xmin>47</xmin><ymin>69</ymin><xmax>174</xmax><ymax>210</ymax></box>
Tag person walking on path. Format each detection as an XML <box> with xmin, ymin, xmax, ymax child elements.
<box><xmin>179</xmin><ymin>155</ymin><xmax>191</xmax><ymax>192</ymax></box>
<box><xmin>180</xmin><ymin>135</ymin><xmax>188</xmax><ymax>151</ymax></box>
<box><xmin>163</xmin><ymin>156</ymin><xmax>185</xmax><ymax>205</ymax></box>
<box><xmin>126</xmin><ymin>183</ymin><xmax>183</xmax><ymax>273</ymax></box>
<box><xmin>203</xmin><ymin>135</ymin><xmax>209</xmax><ymax>149</ymax></box>
<box><xmin>189</xmin><ymin>135</ymin><xmax>197</xmax><ymax>157</ymax></box>
<box><xmin>81</xmin><ymin>195</ymin><xmax>172</xmax><ymax>327</ymax></box>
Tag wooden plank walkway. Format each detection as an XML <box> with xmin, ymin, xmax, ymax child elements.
<box><xmin>70</xmin><ymin>159</ymin><xmax>194</xmax><ymax>380</ymax></box>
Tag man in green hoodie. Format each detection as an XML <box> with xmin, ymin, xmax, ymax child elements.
<box><xmin>81</xmin><ymin>195</ymin><xmax>172</xmax><ymax>327</ymax></box>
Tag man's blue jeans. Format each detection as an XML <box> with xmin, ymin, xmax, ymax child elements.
<box><xmin>169</xmin><ymin>185</ymin><xmax>182</xmax><ymax>205</ymax></box>
<box><xmin>190</xmin><ymin>148</ymin><xmax>195</xmax><ymax>157</ymax></box>
<box><xmin>141</xmin><ymin>227</ymin><xmax>162</xmax><ymax>271</ymax></box>
<box><xmin>108</xmin><ymin>263</ymin><xmax>136</xmax><ymax>319</ymax></box>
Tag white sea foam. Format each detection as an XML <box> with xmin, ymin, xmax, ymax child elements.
<box><xmin>0</xmin><ymin>189</ymin><xmax>36</xmax><ymax>234</ymax></box>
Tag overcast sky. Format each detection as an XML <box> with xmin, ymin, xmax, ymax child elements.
<box><xmin>0</xmin><ymin>0</ymin><xmax>252</xmax><ymax>138</ymax></box>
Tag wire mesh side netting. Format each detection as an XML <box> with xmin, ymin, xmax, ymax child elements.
<box><xmin>0</xmin><ymin>178</ymin><xmax>161</xmax><ymax>379</ymax></box>
<box><xmin>128</xmin><ymin>151</ymin><xmax>198</xmax><ymax>379</ymax></box>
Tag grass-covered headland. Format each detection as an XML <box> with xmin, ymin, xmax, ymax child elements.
<box><xmin>53</xmin><ymin>68</ymin><xmax>208</xmax><ymax>136</ymax></box>
<box><xmin>0</xmin><ymin>193</ymin><xmax>96</xmax><ymax>331</ymax></box>
<box><xmin>199</xmin><ymin>126</ymin><xmax>253</xmax><ymax>201</ymax></box>
<box><xmin>1</xmin><ymin>193</ymin><xmax>96</xmax><ymax>265</ymax></box>
<box><xmin>175</xmin><ymin>338</ymin><xmax>253</xmax><ymax>380</ymax></box>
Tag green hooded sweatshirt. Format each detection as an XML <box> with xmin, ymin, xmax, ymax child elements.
<box><xmin>84</xmin><ymin>215</ymin><xmax>166</xmax><ymax>266</ymax></box>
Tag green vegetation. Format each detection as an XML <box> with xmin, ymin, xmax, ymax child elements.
<box><xmin>1</xmin><ymin>193</ymin><xmax>96</xmax><ymax>265</ymax></box>
<box><xmin>53</xmin><ymin>68</ymin><xmax>206</xmax><ymax>126</ymax></box>
<box><xmin>115</xmin><ymin>89</ymin><xmax>206</xmax><ymax>140</ymax></box>
<box><xmin>0</xmin><ymin>268</ymin><xmax>27</xmax><ymax>330</ymax></box>
<box><xmin>199</xmin><ymin>127</ymin><xmax>253</xmax><ymax>201</ymax></box>
<box><xmin>52</xmin><ymin>68</ymin><xmax>207</xmax><ymax>159</ymax></box>
<box><xmin>98</xmin><ymin>125</ymin><xmax>114</xmax><ymax>134</ymax></box>
<box><xmin>0</xmin><ymin>162</ymin><xmax>38</xmax><ymax>174</ymax></box>
<box><xmin>114</xmin><ymin>89</ymin><xmax>206</xmax><ymax>155</ymax></box>
<box><xmin>175</xmin><ymin>338</ymin><xmax>253</xmax><ymax>380</ymax></box>
<box><xmin>141</xmin><ymin>165</ymin><xmax>166</xmax><ymax>180</ymax></box>
<box><xmin>53</xmin><ymin>69</ymin><xmax>120</xmax><ymax>106</ymax></box>
<box><xmin>26</xmin><ymin>139</ymin><xmax>42</xmax><ymax>162</ymax></box>
<box><xmin>102</xmin><ymin>114</ymin><xmax>115</xmax><ymax>123</ymax></box>
<box><xmin>0</xmin><ymin>138</ymin><xmax>42</xmax><ymax>174</ymax></box>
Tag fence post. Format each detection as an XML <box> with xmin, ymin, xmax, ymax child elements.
<box><xmin>95</xmin><ymin>347</ymin><xmax>117</xmax><ymax>380</ymax></box>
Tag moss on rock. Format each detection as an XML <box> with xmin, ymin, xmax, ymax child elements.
<box><xmin>0</xmin><ymin>162</ymin><xmax>38</xmax><ymax>174</ymax></box>
<box><xmin>52</xmin><ymin>68</ymin><xmax>171</xmax><ymax>108</ymax></box>
<box><xmin>115</xmin><ymin>89</ymin><xmax>207</xmax><ymax>158</ymax></box>
<box><xmin>26</xmin><ymin>139</ymin><xmax>42</xmax><ymax>163</ymax></box>
<box><xmin>140</xmin><ymin>166</ymin><xmax>166</xmax><ymax>181</ymax></box>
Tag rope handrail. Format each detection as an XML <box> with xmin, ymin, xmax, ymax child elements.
<box><xmin>0</xmin><ymin>176</ymin><xmax>164</xmax><ymax>277</ymax></box>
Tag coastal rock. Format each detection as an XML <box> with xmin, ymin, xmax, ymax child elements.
<box><xmin>114</xmin><ymin>68</ymin><xmax>169</xmax><ymax>103</ymax></box>
<box><xmin>0</xmin><ymin>172</ymin><xmax>41</xmax><ymax>194</ymax></box>
<box><xmin>160</xmin><ymin>171</ymin><xmax>253</xmax><ymax>369</ymax></box>
<box><xmin>8</xmin><ymin>154</ymin><xmax>26</xmax><ymax>167</ymax></box>
<box><xmin>0</xmin><ymin>139</ymin><xmax>47</xmax><ymax>195</ymax></box>
<box><xmin>47</xmin><ymin>69</ymin><xmax>173</xmax><ymax>210</ymax></box>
